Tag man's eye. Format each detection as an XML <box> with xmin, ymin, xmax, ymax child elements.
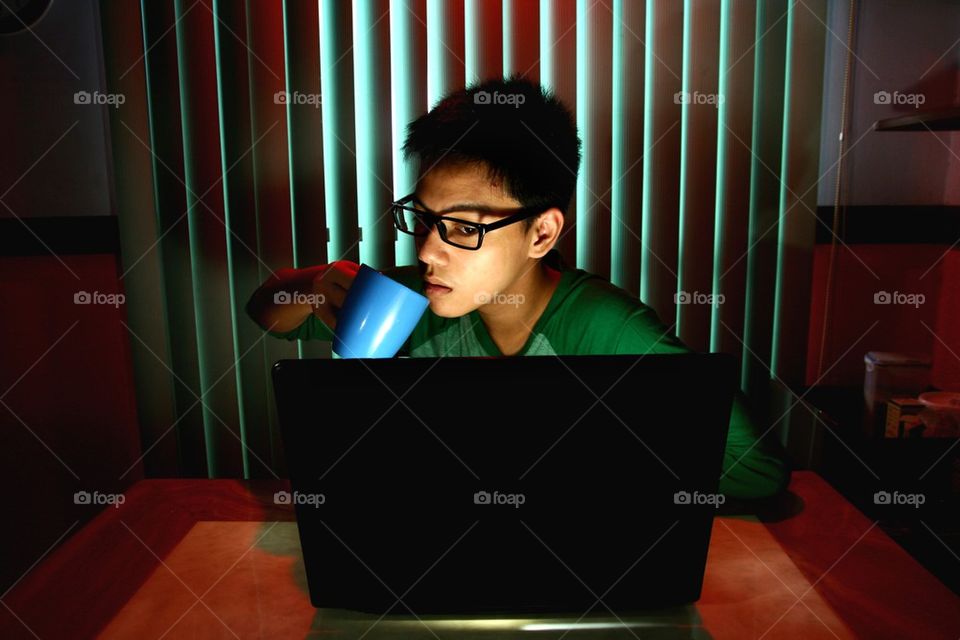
<box><xmin>455</xmin><ymin>225</ymin><xmax>478</xmax><ymax>236</ymax></box>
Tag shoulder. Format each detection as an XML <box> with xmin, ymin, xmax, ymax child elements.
<box><xmin>554</xmin><ymin>268</ymin><xmax>686</xmax><ymax>354</ymax></box>
<box><xmin>557</xmin><ymin>268</ymin><xmax>652</xmax><ymax>326</ymax></box>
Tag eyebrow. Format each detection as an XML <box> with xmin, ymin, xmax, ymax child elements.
<box><xmin>412</xmin><ymin>196</ymin><xmax>501</xmax><ymax>219</ymax></box>
<box><xmin>437</xmin><ymin>203</ymin><xmax>499</xmax><ymax>216</ymax></box>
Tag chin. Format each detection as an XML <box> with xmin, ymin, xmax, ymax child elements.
<box><xmin>428</xmin><ymin>298</ymin><xmax>473</xmax><ymax>318</ymax></box>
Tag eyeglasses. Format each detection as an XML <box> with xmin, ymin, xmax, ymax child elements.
<box><xmin>391</xmin><ymin>193</ymin><xmax>542</xmax><ymax>250</ymax></box>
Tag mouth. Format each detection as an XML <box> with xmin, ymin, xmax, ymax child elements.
<box><xmin>424</xmin><ymin>277</ymin><xmax>452</xmax><ymax>295</ymax></box>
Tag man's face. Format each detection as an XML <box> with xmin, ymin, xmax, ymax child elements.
<box><xmin>414</xmin><ymin>163</ymin><xmax>536</xmax><ymax>318</ymax></box>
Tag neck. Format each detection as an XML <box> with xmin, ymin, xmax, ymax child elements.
<box><xmin>478</xmin><ymin>258</ymin><xmax>562</xmax><ymax>355</ymax></box>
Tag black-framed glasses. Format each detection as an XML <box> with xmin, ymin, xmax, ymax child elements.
<box><xmin>391</xmin><ymin>193</ymin><xmax>542</xmax><ymax>250</ymax></box>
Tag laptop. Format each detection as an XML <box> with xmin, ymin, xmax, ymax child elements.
<box><xmin>272</xmin><ymin>353</ymin><xmax>735</xmax><ymax>616</ymax></box>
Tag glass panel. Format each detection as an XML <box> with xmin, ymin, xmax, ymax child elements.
<box><xmin>397</xmin><ymin>208</ymin><xmax>430</xmax><ymax>235</ymax></box>
<box><xmin>441</xmin><ymin>219</ymin><xmax>482</xmax><ymax>248</ymax></box>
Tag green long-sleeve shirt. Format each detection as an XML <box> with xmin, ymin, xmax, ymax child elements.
<box><xmin>266</xmin><ymin>251</ymin><xmax>790</xmax><ymax>499</ymax></box>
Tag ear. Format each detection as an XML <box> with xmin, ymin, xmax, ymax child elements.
<box><xmin>527</xmin><ymin>208</ymin><xmax>564</xmax><ymax>260</ymax></box>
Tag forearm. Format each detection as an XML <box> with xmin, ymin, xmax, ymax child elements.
<box><xmin>718</xmin><ymin>392</ymin><xmax>791</xmax><ymax>499</ymax></box>
<box><xmin>719</xmin><ymin>443</ymin><xmax>790</xmax><ymax>499</ymax></box>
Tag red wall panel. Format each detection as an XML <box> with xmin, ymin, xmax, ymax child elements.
<box><xmin>806</xmin><ymin>245</ymin><xmax>955</xmax><ymax>389</ymax></box>
<box><xmin>0</xmin><ymin>254</ymin><xmax>143</xmax><ymax>593</ymax></box>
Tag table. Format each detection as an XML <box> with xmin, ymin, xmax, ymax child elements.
<box><xmin>1</xmin><ymin>472</ymin><xmax>958</xmax><ymax>639</ymax></box>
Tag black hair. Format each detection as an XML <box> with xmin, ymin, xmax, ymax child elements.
<box><xmin>402</xmin><ymin>75</ymin><xmax>582</xmax><ymax>230</ymax></box>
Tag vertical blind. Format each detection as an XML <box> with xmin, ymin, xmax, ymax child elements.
<box><xmin>100</xmin><ymin>0</ymin><xmax>827</xmax><ymax>478</ymax></box>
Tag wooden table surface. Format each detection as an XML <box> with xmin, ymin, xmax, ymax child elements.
<box><xmin>1</xmin><ymin>472</ymin><xmax>958</xmax><ymax>639</ymax></box>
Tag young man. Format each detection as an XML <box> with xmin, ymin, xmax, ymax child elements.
<box><xmin>246</xmin><ymin>77</ymin><xmax>789</xmax><ymax>500</ymax></box>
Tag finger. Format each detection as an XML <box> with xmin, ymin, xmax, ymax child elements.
<box><xmin>319</xmin><ymin>286</ymin><xmax>347</xmax><ymax>309</ymax></box>
<box><xmin>307</xmin><ymin>273</ymin><xmax>344</xmax><ymax>310</ymax></box>
<box><xmin>314</xmin><ymin>263</ymin><xmax>354</xmax><ymax>292</ymax></box>
<box><xmin>331</xmin><ymin>259</ymin><xmax>361</xmax><ymax>277</ymax></box>
<box><xmin>313</xmin><ymin>303</ymin><xmax>337</xmax><ymax>332</ymax></box>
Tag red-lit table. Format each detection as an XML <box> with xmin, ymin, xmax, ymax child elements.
<box><xmin>2</xmin><ymin>472</ymin><xmax>958</xmax><ymax>639</ymax></box>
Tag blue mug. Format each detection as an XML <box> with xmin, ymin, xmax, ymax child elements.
<box><xmin>332</xmin><ymin>264</ymin><xmax>429</xmax><ymax>358</ymax></box>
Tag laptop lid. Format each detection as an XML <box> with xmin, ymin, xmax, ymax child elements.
<box><xmin>273</xmin><ymin>353</ymin><xmax>735</xmax><ymax>615</ymax></box>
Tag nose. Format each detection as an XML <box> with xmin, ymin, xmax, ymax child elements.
<box><xmin>417</xmin><ymin>223</ymin><xmax>449</xmax><ymax>268</ymax></box>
